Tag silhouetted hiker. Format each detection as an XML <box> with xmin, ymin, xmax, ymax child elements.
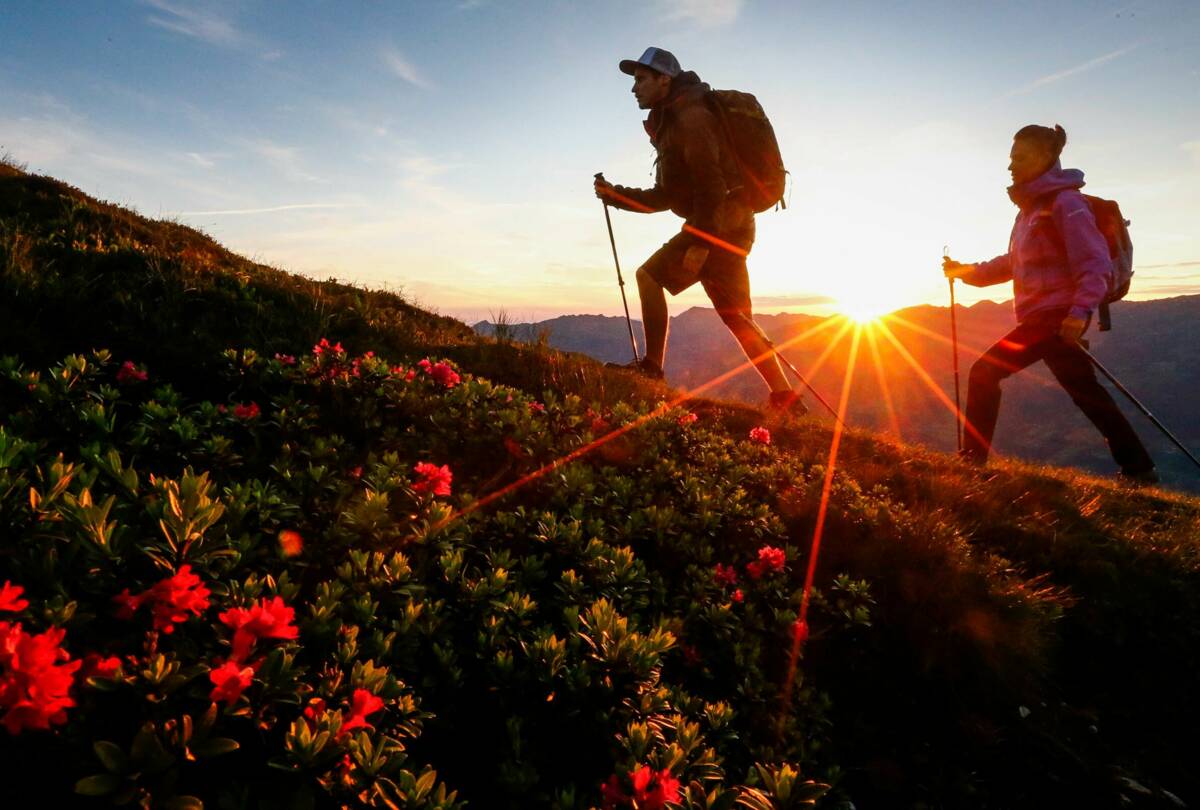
<box><xmin>594</xmin><ymin>47</ymin><xmax>805</xmax><ymax>415</ymax></box>
<box><xmin>943</xmin><ymin>124</ymin><xmax>1157</xmax><ymax>483</ymax></box>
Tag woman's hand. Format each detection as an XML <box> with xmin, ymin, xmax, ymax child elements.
<box><xmin>594</xmin><ymin>177</ymin><xmax>616</xmax><ymax>202</ymax></box>
<box><xmin>942</xmin><ymin>257</ymin><xmax>976</xmax><ymax>280</ymax></box>
<box><xmin>1058</xmin><ymin>315</ymin><xmax>1087</xmax><ymax>344</ymax></box>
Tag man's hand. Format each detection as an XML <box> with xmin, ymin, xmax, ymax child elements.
<box><xmin>681</xmin><ymin>245</ymin><xmax>709</xmax><ymax>276</ymax></box>
<box><xmin>942</xmin><ymin>257</ymin><xmax>975</xmax><ymax>280</ymax></box>
<box><xmin>1058</xmin><ymin>315</ymin><xmax>1087</xmax><ymax>344</ymax></box>
<box><xmin>594</xmin><ymin>177</ymin><xmax>616</xmax><ymax>202</ymax></box>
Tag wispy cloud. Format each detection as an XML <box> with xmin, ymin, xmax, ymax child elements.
<box><xmin>247</xmin><ymin>140</ymin><xmax>321</xmax><ymax>183</ymax></box>
<box><xmin>657</xmin><ymin>0</ymin><xmax>744</xmax><ymax>27</ymax></box>
<box><xmin>1005</xmin><ymin>43</ymin><xmax>1140</xmax><ymax>97</ymax></box>
<box><xmin>382</xmin><ymin>47</ymin><xmax>432</xmax><ymax>90</ymax></box>
<box><xmin>142</xmin><ymin>0</ymin><xmax>245</xmax><ymax>47</ymax></box>
<box><xmin>171</xmin><ymin>203</ymin><xmax>365</xmax><ymax>216</ymax></box>
<box><xmin>1137</xmin><ymin>261</ymin><xmax>1200</xmax><ymax>270</ymax></box>
<box><xmin>753</xmin><ymin>295</ymin><xmax>836</xmax><ymax>307</ymax></box>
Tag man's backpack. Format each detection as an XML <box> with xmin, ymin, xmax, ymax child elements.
<box><xmin>706</xmin><ymin>90</ymin><xmax>787</xmax><ymax>213</ymax></box>
<box><xmin>1083</xmin><ymin>195</ymin><xmax>1133</xmax><ymax>331</ymax></box>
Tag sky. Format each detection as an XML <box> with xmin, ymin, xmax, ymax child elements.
<box><xmin>2</xmin><ymin>0</ymin><xmax>1199</xmax><ymax>324</ymax></box>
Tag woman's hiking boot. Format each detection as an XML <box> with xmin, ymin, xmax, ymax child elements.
<box><xmin>767</xmin><ymin>389</ymin><xmax>808</xmax><ymax>416</ymax></box>
<box><xmin>605</xmin><ymin>357</ymin><xmax>664</xmax><ymax>380</ymax></box>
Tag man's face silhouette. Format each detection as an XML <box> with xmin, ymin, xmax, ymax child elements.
<box><xmin>631</xmin><ymin>66</ymin><xmax>671</xmax><ymax>110</ymax></box>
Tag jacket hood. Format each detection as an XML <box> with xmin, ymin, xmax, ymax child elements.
<box><xmin>1008</xmin><ymin>161</ymin><xmax>1086</xmax><ymax>209</ymax></box>
<box><xmin>644</xmin><ymin>71</ymin><xmax>710</xmax><ymax>143</ymax></box>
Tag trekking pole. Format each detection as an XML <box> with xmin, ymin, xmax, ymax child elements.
<box><xmin>945</xmin><ymin>245</ymin><xmax>962</xmax><ymax>452</ymax></box>
<box><xmin>594</xmin><ymin>173</ymin><xmax>640</xmax><ymax>364</ymax></box>
<box><xmin>738</xmin><ymin>313</ymin><xmax>846</xmax><ymax>428</ymax></box>
<box><xmin>1077</xmin><ymin>343</ymin><xmax>1200</xmax><ymax>472</ymax></box>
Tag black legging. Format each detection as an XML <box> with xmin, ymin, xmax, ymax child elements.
<box><xmin>963</xmin><ymin>309</ymin><xmax>1153</xmax><ymax>471</ymax></box>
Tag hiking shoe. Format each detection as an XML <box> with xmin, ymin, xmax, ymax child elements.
<box><xmin>1117</xmin><ymin>466</ymin><xmax>1159</xmax><ymax>486</ymax></box>
<box><xmin>605</xmin><ymin>357</ymin><xmax>664</xmax><ymax>380</ymax></box>
<box><xmin>767</xmin><ymin>389</ymin><xmax>808</xmax><ymax>416</ymax></box>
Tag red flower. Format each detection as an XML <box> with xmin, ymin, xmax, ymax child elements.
<box><xmin>600</xmin><ymin>764</ymin><xmax>680</xmax><ymax>810</ymax></box>
<box><xmin>713</xmin><ymin>564</ymin><xmax>738</xmax><ymax>588</ymax></box>
<box><xmin>274</xmin><ymin>353</ymin><xmax>297</xmax><ymax>366</ymax></box>
<box><xmin>219</xmin><ymin>596</ymin><xmax>299</xmax><ymax>663</ymax></box>
<box><xmin>78</xmin><ymin>653</ymin><xmax>122</xmax><ymax>682</ymax></box>
<box><xmin>732</xmin><ymin>588</ymin><xmax>744</xmax><ymax>603</ymax></box>
<box><xmin>412</xmin><ymin>462</ymin><xmax>452</xmax><ymax>497</ymax></box>
<box><xmin>428</xmin><ymin>361</ymin><xmax>461</xmax><ymax>388</ymax></box>
<box><xmin>0</xmin><ymin>582</ymin><xmax>28</xmax><ymax>613</ymax></box>
<box><xmin>746</xmin><ymin>545</ymin><xmax>786</xmax><ymax>581</ymax></box>
<box><xmin>209</xmin><ymin>660</ymin><xmax>255</xmax><ymax>707</ymax></box>
<box><xmin>233</xmin><ymin>402</ymin><xmax>260</xmax><ymax>420</ymax></box>
<box><xmin>116</xmin><ymin>361</ymin><xmax>148</xmax><ymax>384</ymax></box>
<box><xmin>337</xmin><ymin>688</ymin><xmax>385</xmax><ymax>739</ymax></box>
<box><xmin>749</xmin><ymin>426</ymin><xmax>771</xmax><ymax>445</ymax></box>
<box><xmin>528</xmin><ymin>401</ymin><xmax>545</xmax><ymax>413</ymax></box>
<box><xmin>113</xmin><ymin>566</ymin><xmax>211</xmax><ymax>634</ymax></box>
<box><xmin>278</xmin><ymin>529</ymin><xmax>303</xmax><ymax>557</ymax></box>
<box><xmin>677</xmin><ymin>412</ymin><xmax>698</xmax><ymax>426</ymax></box>
<box><xmin>0</xmin><ymin>622</ymin><xmax>81</xmax><ymax>734</ymax></box>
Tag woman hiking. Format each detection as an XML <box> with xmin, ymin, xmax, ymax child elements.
<box><xmin>942</xmin><ymin>124</ymin><xmax>1157</xmax><ymax>483</ymax></box>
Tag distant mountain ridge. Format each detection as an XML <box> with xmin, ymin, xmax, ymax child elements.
<box><xmin>476</xmin><ymin>296</ymin><xmax>1200</xmax><ymax>491</ymax></box>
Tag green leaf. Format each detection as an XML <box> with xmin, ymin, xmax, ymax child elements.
<box><xmin>192</xmin><ymin>737</ymin><xmax>240</xmax><ymax>757</ymax></box>
<box><xmin>75</xmin><ymin>773</ymin><xmax>120</xmax><ymax>796</ymax></box>
<box><xmin>164</xmin><ymin>796</ymin><xmax>204</xmax><ymax>810</ymax></box>
<box><xmin>93</xmin><ymin>740</ymin><xmax>128</xmax><ymax>773</ymax></box>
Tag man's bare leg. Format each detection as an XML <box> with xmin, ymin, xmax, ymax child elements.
<box><xmin>727</xmin><ymin>317</ymin><xmax>790</xmax><ymax>392</ymax></box>
<box><xmin>636</xmin><ymin>267</ymin><xmax>669</xmax><ymax>369</ymax></box>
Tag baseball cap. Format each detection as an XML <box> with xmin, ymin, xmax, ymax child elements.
<box><xmin>619</xmin><ymin>47</ymin><xmax>681</xmax><ymax>78</ymax></box>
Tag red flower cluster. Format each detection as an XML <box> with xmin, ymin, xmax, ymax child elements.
<box><xmin>528</xmin><ymin>401</ymin><xmax>545</xmax><ymax>414</ymax></box>
<box><xmin>116</xmin><ymin>361</ymin><xmax>148</xmax><ymax>384</ymax></box>
<box><xmin>677</xmin><ymin>412</ymin><xmax>698</xmax><ymax>427</ymax></box>
<box><xmin>417</xmin><ymin>358</ymin><xmax>461</xmax><ymax>388</ymax></box>
<box><xmin>312</xmin><ymin>338</ymin><xmax>345</xmax><ymax>356</ymax></box>
<box><xmin>746</xmin><ymin>545</ymin><xmax>786</xmax><ymax>580</ymax></box>
<box><xmin>0</xmin><ymin>622</ymin><xmax>81</xmax><ymax>734</ymax></box>
<box><xmin>209</xmin><ymin>660</ymin><xmax>256</xmax><ymax>707</ymax></box>
<box><xmin>713</xmin><ymin>563</ymin><xmax>738</xmax><ymax>588</ymax></box>
<box><xmin>114</xmin><ymin>566</ymin><xmax>211</xmax><ymax>633</ymax></box>
<box><xmin>749</xmin><ymin>426</ymin><xmax>771</xmax><ymax>445</ymax></box>
<box><xmin>412</xmin><ymin>462</ymin><xmax>452</xmax><ymax>497</ymax></box>
<box><xmin>219</xmin><ymin>596</ymin><xmax>299</xmax><ymax>663</ymax></box>
<box><xmin>600</xmin><ymin>764</ymin><xmax>681</xmax><ymax>810</ymax></box>
<box><xmin>0</xmin><ymin>582</ymin><xmax>28</xmax><ymax>613</ymax></box>
<box><xmin>273</xmin><ymin>353</ymin><xmax>297</xmax><ymax>366</ymax></box>
<box><xmin>232</xmin><ymin>402</ymin><xmax>261</xmax><ymax>420</ymax></box>
<box><xmin>337</xmin><ymin>688</ymin><xmax>385</xmax><ymax>739</ymax></box>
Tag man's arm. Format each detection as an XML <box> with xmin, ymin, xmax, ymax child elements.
<box><xmin>595</xmin><ymin>177</ymin><xmax>669</xmax><ymax>213</ymax></box>
<box><xmin>677</xmin><ymin>104</ymin><xmax>729</xmax><ymax>247</ymax></box>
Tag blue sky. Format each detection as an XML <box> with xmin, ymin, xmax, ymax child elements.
<box><xmin>3</xmin><ymin>0</ymin><xmax>1198</xmax><ymax>322</ymax></box>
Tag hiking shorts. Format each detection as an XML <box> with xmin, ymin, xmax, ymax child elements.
<box><xmin>641</xmin><ymin>215</ymin><xmax>756</xmax><ymax>323</ymax></box>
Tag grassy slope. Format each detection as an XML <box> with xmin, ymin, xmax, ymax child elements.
<box><xmin>3</xmin><ymin>160</ymin><xmax>1199</xmax><ymax>807</ymax></box>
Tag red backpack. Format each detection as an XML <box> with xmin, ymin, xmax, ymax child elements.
<box><xmin>706</xmin><ymin>90</ymin><xmax>788</xmax><ymax>213</ymax></box>
<box><xmin>1046</xmin><ymin>193</ymin><xmax>1133</xmax><ymax>331</ymax></box>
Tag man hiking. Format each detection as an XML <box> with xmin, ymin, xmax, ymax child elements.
<box><xmin>943</xmin><ymin>123</ymin><xmax>1157</xmax><ymax>483</ymax></box>
<box><xmin>594</xmin><ymin>47</ymin><xmax>805</xmax><ymax>415</ymax></box>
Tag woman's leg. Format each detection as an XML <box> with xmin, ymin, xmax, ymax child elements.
<box><xmin>962</xmin><ymin>319</ymin><xmax>1052</xmax><ymax>462</ymax></box>
<box><xmin>1041</xmin><ymin>341</ymin><xmax>1155</xmax><ymax>472</ymax></box>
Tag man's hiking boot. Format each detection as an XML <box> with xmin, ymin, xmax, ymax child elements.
<box><xmin>605</xmin><ymin>357</ymin><xmax>664</xmax><ymax>381</ymax></box>
<box><xmin>1117</xmin><ymin>466</ymin><xmax>1159</xmax><ymax>486</ymax></box>
<box><xmin>767</xmin><ymin>389</ymin><xmax>808</xmax><ymax>416</ymax></box>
